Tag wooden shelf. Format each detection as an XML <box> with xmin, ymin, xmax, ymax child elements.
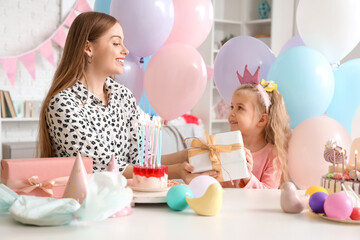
<box><xmin>1</xmin><ymin>117</ymin><xmax>39</xmax><ymax>122</ymax></box>
<box><xmin>245</xmin><ymin>18</ymin><xmax>271</xmax><ymax>25</ymax></box>
<box><xmin>214</xmin><ymin>18</ymin><xmax>242</xmax><ymax>25</ymax></box>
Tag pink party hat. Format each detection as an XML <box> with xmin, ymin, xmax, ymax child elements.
<box><xmin>236</xmin><ymin>65</ymin><xmax>260</xmax><ymax>85</ymax></box>
<box><xmin>107</xmin><ymin>155</ymin><xmax>118</xmax><ymax>172</ymax></box>
<box><xmin>63</xmin><ymin>152</ymin><xmax>88</xmax><ymax>204</ymax></box>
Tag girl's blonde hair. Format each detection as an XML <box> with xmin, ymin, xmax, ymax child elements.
<box><xmin>37</xmin><ymin>12</ymin><xmax>119</xmax><ymax>158</ymax></box>
<box><xmin>233</xmin><ymin>84</ymin><xmax>291</xmax><ymax>183</ymax></box>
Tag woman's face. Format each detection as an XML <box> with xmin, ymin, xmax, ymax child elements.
<box><xmin>90</xmin><ymin>22</ymin><xmax>129</xmax><ymax>76</ymax></box>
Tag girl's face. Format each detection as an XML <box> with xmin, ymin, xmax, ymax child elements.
<box><xmin>228</xmin><ymin>92</ymin><xmax>261</xmax><ymax>136</ymax></box>
<box><xmin>90</xmin><ymin>22</ymin><xmax>129</xmax><ymax>75</ymax></box>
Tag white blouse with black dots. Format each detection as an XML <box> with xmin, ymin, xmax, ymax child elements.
<box><xmin>46</xmin><ymin>78</ymin><xmax>141</xmax><ymax>173</ymax></box>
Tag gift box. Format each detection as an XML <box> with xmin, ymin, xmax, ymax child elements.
<box><xmin>1</xmin><ymin>157</ymin><xmax>93</xmax><ymax>198</ymax></box>
<box><xmin>186</xmin><ymin>131</ymin><xmax>249</xmax><ymax>182</ymax></box>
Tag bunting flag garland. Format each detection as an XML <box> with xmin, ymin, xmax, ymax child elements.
<box><xmin>0</xmin><ymin>0</ymin><xmax>92</xmax><ymax>86</ymax></box>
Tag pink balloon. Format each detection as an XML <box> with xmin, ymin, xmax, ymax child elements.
<box><xmin>324</xmin><ymin>192</ymin><xmax>353</xmax><ymax>220</ymax></box>
<box><xmin>114</xmin><ymin>54</ymin><xmax>144</xmax><ymax>103</ymax></box>
<box><xmin>144</xmin><ymin>43</ymin><xmax>207</xmax><ymax>120</ymax></box>
<box><xmin>164</xmin><ymin>0</ymin><xmax>213</xmax><ymax>48</ymax></box>
<box><xmin>288</xmin><ymin>116</ymin><xmax>352</xmax><ymax>190</ymax></box>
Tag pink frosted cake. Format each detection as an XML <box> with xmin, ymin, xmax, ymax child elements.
<box><xmin>321</xmin><ymin>139</ymin><xmax>360</xmax><ymax>196</ymax></box>
<box><xmin>132</xmin><ymin>165</ymin><xmax>168</xmax><ymax>191</ymax></box>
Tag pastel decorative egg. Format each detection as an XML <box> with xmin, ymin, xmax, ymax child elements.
<box><xmin>309</xmin><ymin>191</ymin><xmax>328</xmax><ymax>213</ymax></box>
<box><xmin>350</xmin><ymin>207</ymin><xmax>360</xmax><ymax>221</ymax></box>
<box><xmin>305</xmin><ymin>185</ymin><xmax>328</xmax><ymax>196</ymax></box>
<box><xmin>166</xmin><ymin>185</ymin><xmax>193</xmax><ymax>211</ymax></box>
<box><xmin>324</xmin><ymin>192</ymin><xmax>354</xmax><ymax>220</ymax></box>
<box><xmin>188</xmin><ymin>175</ymin><xmax>220</xmax><ymax>198</ymax></box>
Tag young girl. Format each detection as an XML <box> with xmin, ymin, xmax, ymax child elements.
<box><xmin>221</xmin><ymin>65</ymin><xmax>291</xmax><ymax>189</ymax></box>
<box><xmin>37</xmin><ymin>12</ymin><xmax>216</xmax><ymax>183</ymax></box>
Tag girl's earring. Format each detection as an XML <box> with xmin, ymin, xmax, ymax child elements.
<box><xmin>87</xmin><ymin>55</ymin><xmax>93</xmax><ymax>64</ymax></box>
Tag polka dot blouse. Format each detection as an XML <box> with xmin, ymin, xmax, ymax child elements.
<box><xmin>46</xmin><ymin>78</ymin><xmax>141</xmax><ymax>173</ymax></box>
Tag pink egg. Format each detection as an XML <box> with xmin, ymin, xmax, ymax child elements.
<box><xmin>324</xmin><ymin>192</ymin><xmax>354</xmax><ymax>220</ymax></box>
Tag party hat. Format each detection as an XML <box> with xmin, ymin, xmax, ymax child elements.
<box><xmin>236</xmin><ymin>65</ymin><xmax>260</xmax><ymax>85</ymax></box>
<box><xmin>107</xmin><ymin>155</ymin><xmax>118</xmax><ymax>172</ymax></box>
<box><xmin>63</xmin><ymin>152</ymin><xmax>88</xmax><ymax>204</ymax></box>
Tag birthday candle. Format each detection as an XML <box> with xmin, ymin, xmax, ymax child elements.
<box><xmin>153</xmin><ymin>121</ymin><xmax>160</xmax><ymax>168</ymax></box>
<box><xmin>149</xmin><ymin>117</ymin><xmax>156</xmax><ymax>168</ymax></box>
<box><xmin>135</xmin><ymin>122</ymin><xmax>141</xmax><ymax>166</ymax></box>
<box><xmin>342</xmin><ymin>150</ymin><xmax>345</xmax><ymax>182</ymax></box>
<box><xmin>158</xmin><ymin>128</ymin><xmax>162</xmax><ymax>167</ymax></box>
<box><xmin>332</xmin><ymin>144</ymin><xmax>336</xmax><ymax>173</ymax></box>
<box><xmin>141</xmin><ymin>123</ymin><xmax>145</xmax><ymax>167</ymax></box>
<box><xmin>355</xmin><ymin>150</ymin><xmax>358</xmax><ymax>181</ymax></box>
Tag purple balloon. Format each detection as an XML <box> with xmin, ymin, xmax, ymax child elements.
<box><xmin>114</xmin><ymin>54</ymin><xmax>144</xmax><ymax>103</ymax></box>
<box><xmin>279</xmin><ymin>35</ymin><xmax>305</xmax><ymax>54</ymax></box>
<box><xmin>214</xmin><ymin>36</ymin><xmax>275</xmax><ymax>104</ymax></box>
<box><xmin>309</xmin><ymin>191</ymin><xmax>328</xmax><ymax>214</ymax></box>
<box><xmin>110</xmin><ymin>0</ymin><xmax>174</xmax><ymax>57</ymax></box>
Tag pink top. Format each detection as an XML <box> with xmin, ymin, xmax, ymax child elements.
<box><xmin>221</xmin><ymin>143</ymin><xmax>281</xmax><ymax>189</ymax></box>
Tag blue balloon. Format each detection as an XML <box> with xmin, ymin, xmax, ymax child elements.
<box><xmin>166</xmin><ymin>185</ymin><xmax>193</xmax><ymax>211</ymax></box>
<box><xmin>327</xmin><ymin>59</ymin><xmax>360</xmax><ymax>133</ymax></box>
<box><xmin>267</xmin><ymin>46</ymin><xmax>334</xmax><ymax>128</ymax></box>
<box><xmin>94</xmin><ymin>0</ymin><xmax>111</xmax><ymax>14</ymax></box>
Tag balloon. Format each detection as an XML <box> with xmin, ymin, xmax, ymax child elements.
<box><xmin>288</xmin><ymin>116</ymin><xmax>352</xmax><ymax>190</ymax></box>
<box><xmin>110</xmin><ymin>0</ymin><xmax>174</xmax><ymax>57</ymax></box>
<box><xmin>279</xmin><ymin>35</ymin><xmax>305</xmax><ymax>55</ymax></box>
<box><xmin>164</xmin><ymin>0</ymin><xmax>213</xmax><ymax>48</ymax></box>
<box><xmin>305</xmin><ymin>186</ymin><xmax>328</xmax><ymax>196</ymax></box>
<box><xmin>94</xmin><ymin>0</ymin><xmax>111</xmax><ymax>14</ymax></box>
<box><xmin>267</xmin><ymin>46</ymin><xmax>334</xmax><ymax>128</ymax></box>
<box><xmin>296</xmin><ymin>0</ymin><xmax>360</xmax><ymax>64</ymax></box>
<box><xmin>352</xmin><ymin>107</ymin><xmax>360</xmax><ymax>139</ymax></box>
<box><xmin>309</xmin><ymin>192</ymin><xmax>328</xmax><ymax>214</ymax></box>
<box><xmin>324</xmin><ymin>192</ymin><xmax>353</xmax><ymax>220</ymax></box>
<box><xmin>326</xmin><ymin>59</ymin><xmax>360</xmax><ymax>133</ymax></box>
<box><xmin>214</xmin><ymin>36</ymin><xmax>275</xmax><ymax>104</ymax></box>
<box><xmin>114</xmin><ymin>54</ymin><xmax>144</xmax><ymax>103</ymax></box>
<box><xmin>166</xmin><ymin>185</ymin><xmax>193</xmax><ymax>211</ymax></box>
<box><xmin>144</xmin><ymin>43</ymin><xmax>207</xmax><ymax>120</ymax></box>
<box><xmin>188</xmin><ymin>175</ymin><xmax>220</xmax><ymax>198</ymax></box>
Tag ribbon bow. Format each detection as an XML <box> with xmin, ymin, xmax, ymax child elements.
<box><xmin>188</xmin><ymin>132</ymin><xmax>243</xmax><ymax>182</ymax></box>
<box><xmin>260</xmin><ymin>79</ymin><xmax>277</xmax><ymax>92</ymax></box>
<box><xmin>18</xmin><ymin>176</ymin><xmax>56</xmax><ymax>196</ymax></box>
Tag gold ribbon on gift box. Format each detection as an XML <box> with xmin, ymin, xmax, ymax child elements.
<box><xmin>187</xmin><ymin>132</ymin><xmax>244</xmax><ymax>182</ymax></box>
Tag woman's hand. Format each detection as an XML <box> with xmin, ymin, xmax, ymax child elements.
<box><xmin>178</xmin><ymin>162</ymin><xmax>218</xmax><ymax>184</ymax></box>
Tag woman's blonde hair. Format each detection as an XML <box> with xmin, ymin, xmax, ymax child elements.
<box><xmin>233</xmin><ymin>84</ymin><xmax>292</xmax><ymax>183</ymax></box>
<box><xmin>37</xmin><ymin>12</ymin><xmax>119</xmax><ymax>157</ymax></box>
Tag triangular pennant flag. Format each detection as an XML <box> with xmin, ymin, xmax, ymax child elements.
<box><xmin>206</xmin><ymin>65</ymin><xmax>214</xmax><ymax>81</ymax></box>
<box><xmin>19</xmin><ymin>52</ymin><xmax>36</xmax><ymax>80</ymax></box>
<box><xmin>53</xmin><ymin>26</ymin><xmax>67</xmax><ymax>48</ymax></box>
<box><xmin>64</xmin><ymin>10</ymin><xmax>77</xmax><ymax>28</ymax></box>
<box><xmin>63</xmin><ymin>152</ymin><xmax>88</xmax><ymax>204</ymax></box>
<box><xmin>107</xmin><ymin>155</ymin><xmax>118</xmax><ymax>172</ymax></box>
<box><xmin>0</xmin><ymin>58</ymin><xmax>18</xmax><ymax>86</ymax></box>
<box><xmin>75</xmin><ymin>0</ymin><xmax>92</xmax><ymax>12</ymax></box>
<box><xmin>38</xmin><ymin>40</ymin><xmax>55</xmax><ymax>67</ymax></box>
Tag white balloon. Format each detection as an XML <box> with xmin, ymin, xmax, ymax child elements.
<box><xmin>296</xmin><ymin>0</ymin><xmax>360</xmax><ymax>64</ymax></box>
<box><xmin>351</xmin><ymin>106</ymin><xmax>360</xmax><ymax>139</ymax></box>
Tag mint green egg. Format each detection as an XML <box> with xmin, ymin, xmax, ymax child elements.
<box><xmin>166</xmin><ymin>185</ymin><xmax>193</xmax><ymax>211</ymax></box>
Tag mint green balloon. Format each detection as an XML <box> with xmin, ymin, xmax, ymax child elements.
<box><xmin>166</xmin><ymin>185</ymin><xmax>193</xmax><ymax>211</ymax></box>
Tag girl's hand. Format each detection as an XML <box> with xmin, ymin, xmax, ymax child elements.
<box><xmin>240</xmin><ymin>148</ymin><xmax>253</xmax><ymax>186</ymax></box>
<box><xmin>178</xmin><ymin>162</ymin><xmax>218</xmax><ymax>184</ymax></box>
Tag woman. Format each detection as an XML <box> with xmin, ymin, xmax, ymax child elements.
<box><xmin>38</xmin><ymin>12</ymin><xmax>217</xmax><ymax>183</ymax></box>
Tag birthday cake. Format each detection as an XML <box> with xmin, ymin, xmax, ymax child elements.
<box><xmin>132</xmin><ymin>165</ymin><xmax>168</xmax><ymax>191</ymax></box>
<box><xmin>321</xmin><ymin>139</ymin><xmax>360</xmax><ymax>196</ymax></box>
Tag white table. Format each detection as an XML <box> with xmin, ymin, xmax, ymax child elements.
<box><xmin>0</xmin><ymin>189</ymin><xmax>358</xmax><ymax>240</ymax></box>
